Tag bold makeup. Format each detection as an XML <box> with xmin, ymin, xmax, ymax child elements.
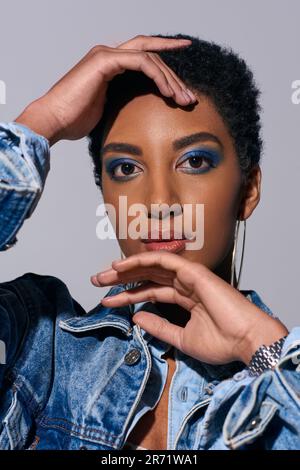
<box><xmin>175</xmin><ymin>147</ymin><xmax>222</xmax><ymax>174</ymax></box>
<box><xmin>104</xmin><ymin>157</ymin><xmax>142</xmax><ymax>181</ymax></box>
<box><xmin>104</xmin><ymin>146</ymin><xmax>222</xmax><ymax>181</ymax></box>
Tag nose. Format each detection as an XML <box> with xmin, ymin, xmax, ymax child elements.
<box><xmin>143</xmin><ymin>170</ymin><xmax>182</xmax><ymax>220</ymax></box>
<box><xmin>149</xmin><ymin>202</ymin><xmax>183</xmax><ymax>220</ymax></box>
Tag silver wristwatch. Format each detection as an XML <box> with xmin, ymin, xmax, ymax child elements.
<box><xmin>247</xmin><ymin>335</ymin><xmax>288</xmax><ymax>377</ymax></box>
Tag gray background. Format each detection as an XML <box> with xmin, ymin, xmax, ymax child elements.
<box><xmin>0</xmin><ymin>0</ymin><xmax>299</xmax><ymax>329</ymax></box>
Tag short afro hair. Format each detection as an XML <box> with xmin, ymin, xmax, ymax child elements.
<box><xmin>87</xmin><ymin>33</ymin><xmax>263</xmax><ymax>190</ymax></box>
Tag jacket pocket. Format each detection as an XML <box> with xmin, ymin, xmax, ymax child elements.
<box><xmin>223</xmin><ymin>398</ymin><xmax>279</xmax><ymax>449</ymax></box>
<box><xmin>0</xmin><ymin>387</ymin><xmax>33</xmax><ymax>449</ymax></box>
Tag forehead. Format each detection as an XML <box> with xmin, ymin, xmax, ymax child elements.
<box><xmin>103</xmin><ymin>92</ymin><xmax>234</xmax><ymax>152</ymax></box>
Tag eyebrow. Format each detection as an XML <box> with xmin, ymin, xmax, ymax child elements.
<box><xmin>101</xmin><ymin>132</ymin><xmax>223</xmax><ymax>158</ymax></box>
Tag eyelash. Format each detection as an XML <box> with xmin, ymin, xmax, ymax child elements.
<box><xmin>105</xmin><ymin>150</ymin><xmax>219</xmax><ymax>181</ymax></box>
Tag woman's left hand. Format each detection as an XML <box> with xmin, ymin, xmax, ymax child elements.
<box><xmin>90</xmin><ymin>251</ymin><xmax>288</xmax><ymax>366</ymax></box>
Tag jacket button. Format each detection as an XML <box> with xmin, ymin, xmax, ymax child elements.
<box><xmin>3</xmin><ymin>236</ymin><xmax>17</xmax><ymax>250</ymax></box>
<box><xmin>245</xmin><ymin>416</ymin><xmax>262</xmax><ymax>431</ymax></box>
<box><xmin>124</xmin><ymin>348</ymin><xmax>141</xmax><ymax>365</ymax></box>
<box><xmin>204</xmin><ymin>383</ymin><xmax>215</xmax><ymax>395</ymax></box>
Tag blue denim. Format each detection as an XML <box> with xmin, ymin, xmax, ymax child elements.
<box><xmin>1</xmin><ymin>122</ymin><xmax>300</xmax><ymax>450</ymax></box>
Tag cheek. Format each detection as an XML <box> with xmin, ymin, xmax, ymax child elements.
<box><xmin>101</xmin><ymin>184</ymin><xmax>142</xmax><ymax>255</ymax></box>
<box><xmin>179</xmin><ymin>167</ymin><xmax>242</xmax><ymax>224</ymax></box>
<box><xmin>178</xmin><ymin>166</ymin><xmax>242</xmax><ymax>263</ymax></box>
<box><xmin>201</xmin><ymin>171</ymin><xmax>243</xmax><ymax>264</ymax></box>
<box><xmin>205</xmin><ymin>181</ymin><xmax>241</xmax><ymax>224</ymax></box>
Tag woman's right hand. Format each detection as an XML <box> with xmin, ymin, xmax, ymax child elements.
<box><xmin>15</xmin><ymin>35</ymin><xmax>196</xmax><ymax>146</ymax></box>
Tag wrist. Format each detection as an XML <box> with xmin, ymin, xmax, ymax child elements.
<box><xmin>237</xmin><ymin>318</ymin><xmax>289</xmax><ymax>366</ymax></box>
<box><xmin>15</xmin><ymin>97</ymin><xmax>62</xmax><ymax>147</ymax></box>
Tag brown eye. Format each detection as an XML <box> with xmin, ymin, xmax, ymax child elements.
<box><xmin>120</xmin><ymin>163</ymin><xmax>135</xmax><ymax>175</ymax></box>
<box><xmin>188</xmin><ymin>156</ymin><xmax>204</xmax><ymax>168</ymax></box>
<box><xmin>107</xmin><ymin>159</ymin><xmax>143</xmax><ymax>181</ymax></box>
<box><xmin>177</xmin><ymin>155</ymin><xmax>210</xmax><ymax>173</ymax></box>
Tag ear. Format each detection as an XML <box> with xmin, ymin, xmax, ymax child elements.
<box><xmin>238</xmin><ymin>164</ymin><xmax>262</xmax><ymax>220</ymax></box>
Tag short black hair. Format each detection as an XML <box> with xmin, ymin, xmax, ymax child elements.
<box><xmin>87</xmin><ymin>33</ymin><xmax>263</xmax><ymax>190</ymax></box>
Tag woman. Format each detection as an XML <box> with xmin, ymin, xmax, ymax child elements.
<box><xmin>0</xmin><ymin>33</ymin><xmax>299</xmax><ymax>451</ymax></box>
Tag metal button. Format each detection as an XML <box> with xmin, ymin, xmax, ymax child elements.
<box><xmin>245</xmin><ymin>416</ymin><xmax>262</xmax><ymax>432</ymax></box>
<box><xmin>204</xmin><ymin>382</ymin><xmax>215</xmax><ymax>395</ymax></box>
<box><xmin>124</xmin><ymin>348</ymin><xmax>141</xmax><ymax>365</ymax></box>
<box><xmin>3</xmin><ymin>236</ymin><xmax>17</xmax><ymax>250</ymax></box>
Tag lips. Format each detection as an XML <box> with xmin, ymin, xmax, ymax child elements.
<box><xmin>141</xmin><ymin>231</ymin><xmax>188</xmax><ymax>253</ymax></box>
<box><xmin>140</xmin><ymin>226</ymin><xmax>195</xmax><ymax>253</ymax></box>
<box><xmin>141</xmin><ymin>229</ymin><xmax>187</xmax><ymax>242</ymax></box>
<box><xmin>142</xmin><ymin>238</ymin><xmax>188</xmax><ymax>253</ymax></box>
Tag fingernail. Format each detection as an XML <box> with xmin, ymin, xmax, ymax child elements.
<box><xmin>91</xmin><ymin>275</ymin><xmax>102</xmax><ymax>286</ymax></box>
<box><xmin>182</xmin><ymin>90</ymin><xmax>191</xmax><ymax>102</ymax></box>
<box><xmin>185</xmin><ymin>88</ymin><xmax>197</xmax><ymax>101</ymax></box>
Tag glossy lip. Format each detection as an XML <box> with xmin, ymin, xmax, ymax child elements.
<box><xmin>142</xmin><ymin>238</ymin><xmax>188</xmax><ymax>254</ymax></box>
<box><xmin>141</xmin><ymin>228</ymin><xmax>190</xmax><ymax>243</ymax></box>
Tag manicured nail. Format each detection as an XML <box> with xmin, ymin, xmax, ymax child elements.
<box><xmin>91</xmin><ymin>275</ymin><xmax>101</xmax><ymax>285</ymax></box>
<box><xmin>185</xmin><ymin>88</ymin><xmax>197</xmax><ymax>101</ymax></box>
<box><xmin>182</xmin><ymin>90</ymin><xmax>191</xmax><ymax>102</ymax></box>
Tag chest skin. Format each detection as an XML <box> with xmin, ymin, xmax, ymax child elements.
<box><xmin>123</xmin><ymin>347</ymin><xmax>176</xmax><ymax>450</ymax></box>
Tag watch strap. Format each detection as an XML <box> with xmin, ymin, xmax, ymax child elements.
<box><xmin>247</xmin><ymin>335</ymin><xmax>288</xmax><ymax>377</ymax></box>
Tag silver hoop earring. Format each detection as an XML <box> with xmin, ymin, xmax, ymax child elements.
<box><xmin>230</xmin><ymin>219</ymin><xmax>246</xmax><ymax>289</ymax></box>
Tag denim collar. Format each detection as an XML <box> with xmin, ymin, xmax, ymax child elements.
<box><xmin>59</xmin><ymin>284</ymin><xmax>275</xmax><ymax>380</ymax></box>
<box><xmin>59</xmin><ymin>283</ymin><xmax>134</xmax><ymax>337</ymax></box>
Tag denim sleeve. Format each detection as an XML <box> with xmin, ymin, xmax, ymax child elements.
<box><xmin>220</xmin><ymin>327</ymin><xmax>300</xmax><ymax>449</ymax></box>
<box><xmin>0</xmin><ymin>122</ymin><xmax>50</xmax><ymax>251</ymax></box>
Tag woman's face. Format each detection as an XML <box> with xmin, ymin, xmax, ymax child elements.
<box><xmin>100</xmin><ymin>92</ymin><xmax>259</xmax><ymax>273</ymax></box>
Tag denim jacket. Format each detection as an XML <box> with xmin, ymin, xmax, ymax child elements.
<box><xmin>1</xmin><ymin>121</ymin><xmax>300</xmax><ymax>450</ymax></box>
